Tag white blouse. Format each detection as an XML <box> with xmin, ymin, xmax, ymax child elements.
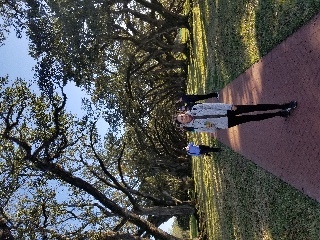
<box><xmin>183</xmin><ymin>103</ymin><xmax>232</xmax><ymax>133</ymax></box>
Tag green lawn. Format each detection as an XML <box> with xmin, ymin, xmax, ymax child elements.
<box><xmin>186</xmin><ymin>0</ymin><xmax>320</xmax><ymax>239</ymax></box>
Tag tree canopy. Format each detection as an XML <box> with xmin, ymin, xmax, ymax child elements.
<box><xmin>0</xmin><ymin>0</ymin><xmax>193</xmax><ymax>238</ymax></box>
<box><xmin>0</xmin><ymin>77</ymin><xmax>194</xmax><ymax>239</ymax></box>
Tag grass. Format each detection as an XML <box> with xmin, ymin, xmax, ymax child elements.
<box><xmin>189</xmin><ymin>0</ymin><xmax>320</xmax><ymax>89</ymax></box>
<box><xmin>186</xmin><ymin>0</ymin><xmax>320</xmax><ymax>239</ymax></box>
<box><xmin>192</xmin><ymin>144</ymin><xmax>320</xmax><ymax>239</ymax></box>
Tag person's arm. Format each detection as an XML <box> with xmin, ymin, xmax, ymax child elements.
<box><xmin>184</xmin><ymin>119</ymin><xmax>217</xmax><ymax>133</ymax></box>
<box><xmin>193</xmin><ymin>103</ymin><xmax>232</xmax><ymax>111</ymax></box>
<box><xmin>187</xmin><ymin>150</ymin><xmax>201</xmax><ymax>156</ymax></box>
<box><xmin>187</xmin><ymin>151</ymin><xmax>196</xmax><ymax>156</ymax></box>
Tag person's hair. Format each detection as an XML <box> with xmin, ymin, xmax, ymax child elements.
<box><xmin>175</xmin><ymin>113</ymin><xmax>184</xmax><ymax>124</ymax></box>
<box><xmin>172</xmin><ymin>113</ymin><xmax>179</xmax><ymax>124</ymax></box>
<box><xmin>176</xmin><ymin>110</ymin><xmax>186</xmax><ymax>114</ymax></box>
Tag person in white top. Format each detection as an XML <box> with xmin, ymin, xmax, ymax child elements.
<box><xmin>175</xmin><ymin>101</ymin><xmax>297</xmax><ymax>133</ymax></box>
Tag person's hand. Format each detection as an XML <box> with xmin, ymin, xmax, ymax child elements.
<box><xmin>232</xmin><ymin>105</ymin><xmax>237</xmax><ymax>111</ymax></box>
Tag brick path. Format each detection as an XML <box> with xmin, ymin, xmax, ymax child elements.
<box><xmin>214</xmin><ymin>12</ymin><xmax>320</xmax><ymax>202</ymax></box>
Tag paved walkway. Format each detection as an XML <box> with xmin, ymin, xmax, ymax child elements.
<box><xmin>214</xmin><ymin>12</ymin><xmax>320</xmax><ymax>202</ymax></box>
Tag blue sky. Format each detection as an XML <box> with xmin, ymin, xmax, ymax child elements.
<box><xmin>0</xmin><ymin>31</ymin><xmax>174</xmax><ymax>234</ymax></box>
<box><xmin>0</xmin><ymin>31</ymin><xmax>88</xmax><ymax>117</ymax></box>
<box><xmin>0</xmin><ymin>31</ymin><xmax>110</xmax><ymax>135</ymax></box>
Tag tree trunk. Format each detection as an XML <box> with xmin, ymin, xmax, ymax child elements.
<box><xmin>136</xmin><ymin>205</ymin><xmax>195</xmax><ymax>216</ymax></box>
<box><xmin>37</xmin><ymin>161</ymin><xmax>182</xmax><ymax>240</ymax></box>
<box><xmin>134</xmin><ymin>0</ymin><xmax>190</xmax><ymax>29</ymax></box>
<box><xmin>104</xmin><ymin>231</ymin><xmax>150</xmax><ymax>240</ymax></box>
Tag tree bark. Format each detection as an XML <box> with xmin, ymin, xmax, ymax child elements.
<box><xmin>36</xmin><ymin>161</ymin><xmax>182</xmax><ymax>240</ymax></box>
<box><xmin>136</xmin><ymin>205</ymin><xmax>195</xmax><ymax>216</ymax></box>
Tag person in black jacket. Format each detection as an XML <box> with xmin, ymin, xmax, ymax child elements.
<box><xmin>176</xmin><ymin>92</ymin><xmax>219</xmax><ymax>111</ymax></box>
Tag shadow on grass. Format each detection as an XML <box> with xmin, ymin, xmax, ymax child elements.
<box><xmin>255</xmin><ymin>0</ymin><xmax>320</xmax><ymax>57</ymax></box>
<box><xmin>196</xmin><ymin>0</ymin><xmax>260</xmax><ymax>89</ymax></box>
<box><xmin>193</xmin><ymin>0</ymin><xmax>320</xmax><ymax>89</ymax></box>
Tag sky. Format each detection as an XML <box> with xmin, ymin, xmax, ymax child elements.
<box><xmin>0</xmin><ymin>31</ymin><xmax>88</xmax><ymax>116</ymax></box>
<box><xmin>0</xmin><ymin>30</ymin><xmax>109</xmax><ymax>134</ymax></box>
<box><xmin>0</xmin><ymin>31</ymin><xmax>174</xmax><ymax>234</ymax></box>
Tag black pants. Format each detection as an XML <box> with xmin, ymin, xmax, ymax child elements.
<box><xmin>227</xmin><ymin>104</ymin><xmax>287</xmax><ymax>128</ymax></box>
<box><xmin>199</xmin><ymin>145</ymin><xmax>221</xmax><ymax>154</ymax></box>
<box><xmin>184</xmin><ymin>92</ymin><xmax>218</xmax><ymax>103</ymax></box>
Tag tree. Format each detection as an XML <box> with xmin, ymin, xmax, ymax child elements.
<box><xmin>1</xmin><ymin>0</ymin><xmax>191</xmax><ymax>165</ymax></box>
<box><xmin>0</xmin><ymin>0</ymin><xmax>27</xmax><ymax>45</ymax></box>
<box><xmin>0</xmin><ymin>0</ymin><xmax>196</xmax><ymax>236</ymax></box>
<box><xmin>0</xmin><ymin>0</ymin><xmax>187</xmax><ymax>136</ymax></box>
<box><xmin>171</xmin><ymin>217</ymin><xmax>190</xmax><ymax>239</ymax></box>
<box><xmin>0</xmin><ymin>77</ymin><xmax>194</xmax><ymax>239</ymax></box>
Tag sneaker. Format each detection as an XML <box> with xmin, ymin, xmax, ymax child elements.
<box><xmin>289</xmin><ymin>100</ymin><xmax>297</xmax><ymax>109</ymax></box>
<box><xmin>281</xmin><ymin>109</ymin><xmax>290</xmax><ymax>118</ymax></box>
<box><xmin>284</xmin><ymin>101</ymin><xmax>297</xmax><ymax>109</ymax></box>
